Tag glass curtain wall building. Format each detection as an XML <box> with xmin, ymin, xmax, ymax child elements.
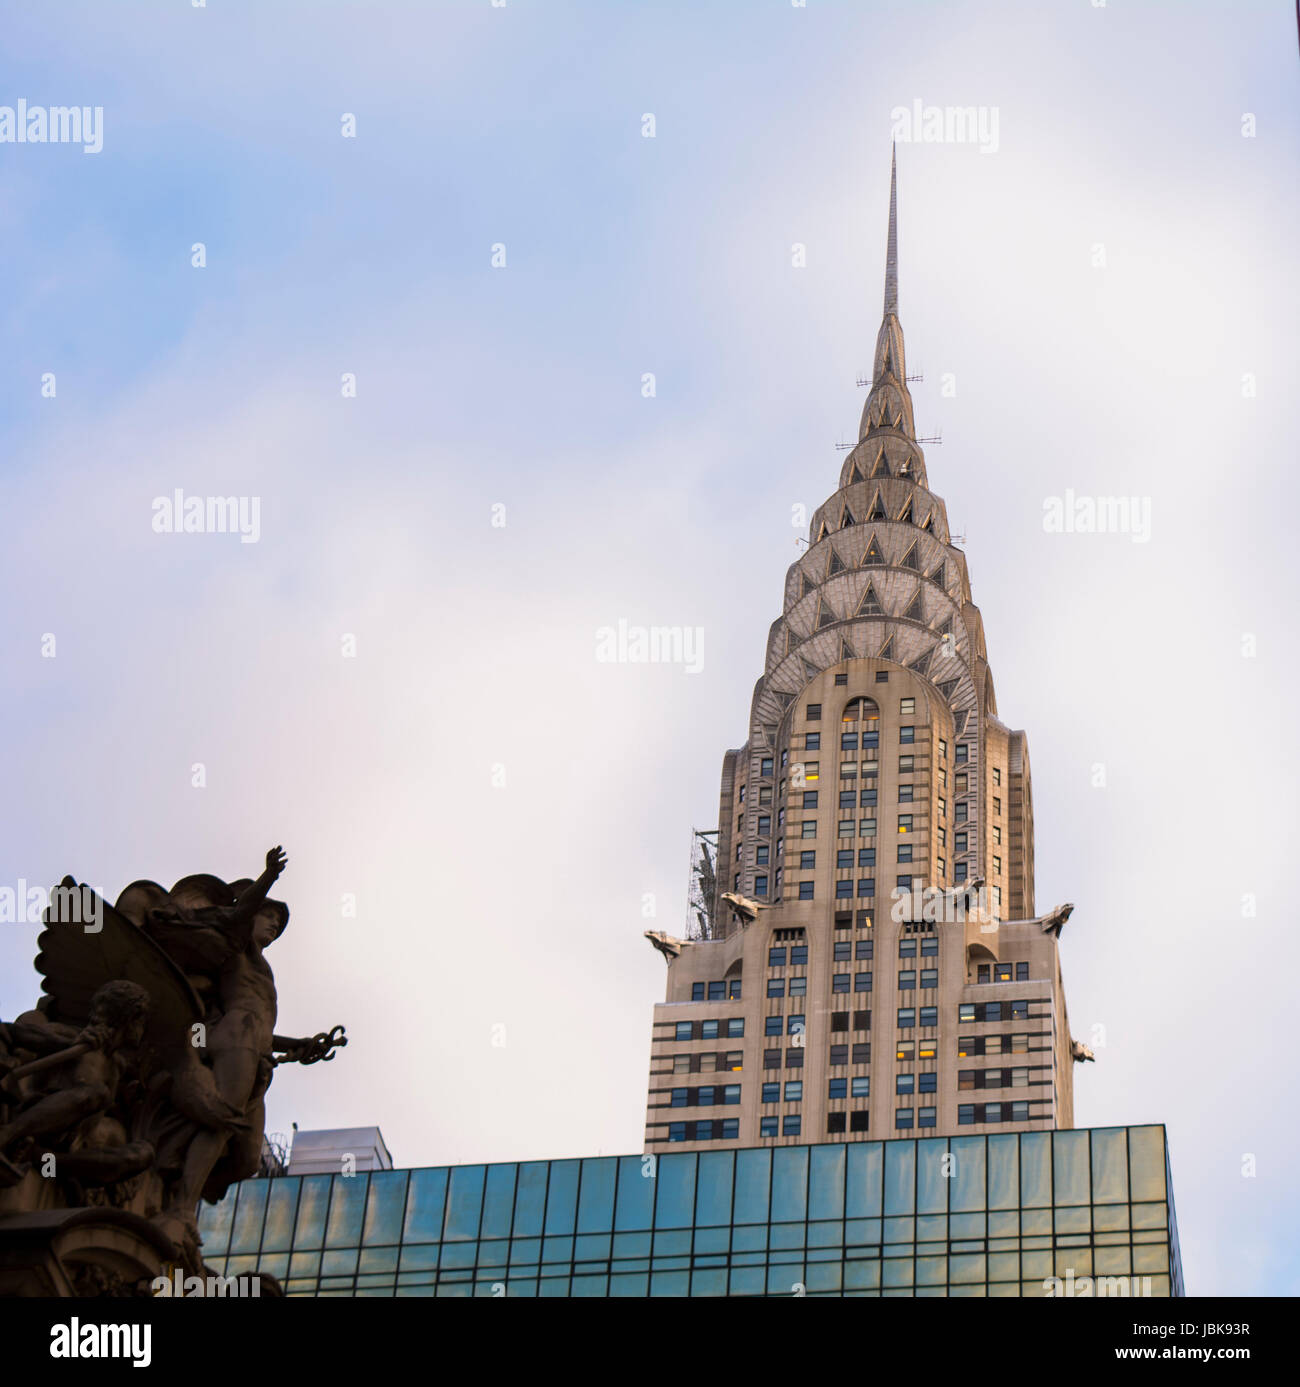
<box><xmin>197</xmin><ymin>1124</ymin><xmax>1183</xmax><ymax>1297</ymax></box>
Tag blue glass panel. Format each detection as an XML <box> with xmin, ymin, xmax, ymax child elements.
<box><xmin>729</xmin><ymin>1265</ymin><xmax>765</xmax><ymax>1295</ymax></box>
<box><xmin>262</xmin><ymin>1178</ymin><xmax>301</xmax><ymax>1253</ymax></box>
<box><xmin>771</xmin><ymin>1145</ymin><xmax>809</xmax><ymax>1223</ymax></box>
<box><xmin>294</xmin><ymin>1175</ymin><xmax>335</xmax><ymax>1249</ymax></box>
<box><xmin>481</xmin><ymin>1164</ymin><xmax>517</xmax><ymax>1239</ymax></box>
<box><xmin>1020</xmin><ymin>1131</ymin><xmax>1051</xmax><ymax>1208</ymax></box>
<box><xmin>229</xmin><ymin>1179</ymin><xmax>268</xmax><ymax>1255</ymax></box>
<box><xmin>691</xmin><ymin>1268</ymin><xmax>727</xmax><ymax>1296</ymax></box>
<box><xmin>543</xmin><ymin>1161</ymin><xmax>580</xmax><ymax>1235</ymax></box>
<box><xmin>443</xmin><ymin>1165</ymin><xmax>485</xmax><ymax>1240</ymax></box>
<box><xmin>1128</xmin><ymin>1126</ymin><xmax>1168</xmax><ymax>1202</ymax></box>
<box><xmin>733</xmin><ymin>1148</ymin><xmax>772</xmax><ymax>1225</ymax></box>
<box><xmin>883</xmin><ymin>1139</ymin><xmax>916</xmax><ymax>1216</ymax></box>
<box><xmin>196</xmin><ymin>1189</ymin><xmax>235</xmax><ymax>1256</ymax></box>
<box><xmin>609</xmin><ymin>1272</ymin><xmax>649</xmax><ymax>1296</ymax></box>
<box><xmin>325</xmin><ymin>1174</ymin><xmax>368</xmax><ymax>1249</ymax></box>
<box><xmin>1052</xmin><ymin>1129</ymin><xmax>1090</xmax><ymax>1206</ymax></box>
<box><xmin>808</xmin><ymin>1144</ymin><xmax>846</xmax><ymax>1221</ymax></box>
<box><xmin>940</xmin><ymin>1135</ymin><xmax>981</xmax><ymax>1213</ymax></box>
<box><xmin>1090</xmin><ymin>1128</ymin><xmax>1129</xmax><ymax>1204</ymax></box>
<box><xmin>987</xmin><ymin>1133</ymin><xmax>1018</xmax><ymax>1210</ymax></box>
<box><xmin>401</xmin><ymin>1168</ymin><xmax>448</xmax><ymax>1247</ymax></box>
<box><xmin>613</xmin><ymin>1156</ymin><xmax>655</xmax><ymax>1231</ymax></box>
<box><xmin>654</xmin><ymin>1152</ymin><xmax>697</xmax><ymax>1228</ymax></box>
<box><xmin>576</xmin><ymin>1157</ymin><xmax>617</xmax><ymax>1234</ymax></box>
<box><xmin>512</xmin><ymin>1162</ymin><xmax>549</xmax><ymax>1238</ymax></box>
<box><xmin>846</xmin><ymin>1141</ymin><xmax>883</xmax><ymax>1219</ymax></box>
<box><xmin>650</xmin><ymin>1270</ymin><xmax>689</xmax><ymax>1296</ymax></box>
<box><xmin>362</xmin><ymin>1170</ymin><xmax>407</xmax><ymax>1248</ymax></box>
<box><xmin>694</xmin><ymin>1150</ymin><xmax>734</xmax><ymax>1227</ymax></box>
<box><xmin>916</xmin><ymin>1138</ymin><xmax>949</xmax><ymax>1214</ymax></box>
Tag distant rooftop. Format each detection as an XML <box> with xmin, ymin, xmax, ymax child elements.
<box><xmin>285</xmin><ymin>1126</ymin><xmax>393</xmax><ymax>1177</ymax></box>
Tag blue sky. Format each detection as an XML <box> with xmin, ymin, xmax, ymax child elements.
<box><xmin>2</xmin><ymin>0</ymin><xmax>1297</xmax><ymax>1295</ymax></box>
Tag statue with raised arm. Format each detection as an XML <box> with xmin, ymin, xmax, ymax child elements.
<box><xmin>1</xmin><ymin>845</ymin><xmax>347</xmax><ymax>1288</ymax></box>
<box><xmin>113</xmin><ymin>848</ymin><xmax>347</xmax><ymax>1246</ymax></box>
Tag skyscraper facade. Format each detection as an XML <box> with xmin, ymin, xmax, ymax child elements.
<box><xmin>644</xmin><ymin>156</ymin><xmax>1083</xmax><ymax>1153</ymax></box>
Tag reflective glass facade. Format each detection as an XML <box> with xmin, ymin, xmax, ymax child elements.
<box><xmin>197</xmin><ymin>1123</ymin><xmax>1182</xmax><ymax>1297</ymax></box>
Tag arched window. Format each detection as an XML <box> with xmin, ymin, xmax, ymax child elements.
<box><xmin>841</xmin><ymin>697</ymin><xmax>880</xmax><ymax>724</ymax></box>
<box><xmin>841</xmin><ymin>697</ymin><xmax>880</xmax><ymax>756</ymax></box>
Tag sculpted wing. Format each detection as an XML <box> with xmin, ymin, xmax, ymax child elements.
<box><xmin>34</xmin><ymin>878</ymin><xmax>205</xmax><ymax>1044</ymax></box>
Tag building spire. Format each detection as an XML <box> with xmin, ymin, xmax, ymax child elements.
<box><xmin>858</xmin><ymin>146</ymin><xmax>916</xmax><ymax>445</ymax></box>
<box><xmin>883</xmin><ymin>142</ymin><xmax>898</xmax><ymax>317</ymax></box>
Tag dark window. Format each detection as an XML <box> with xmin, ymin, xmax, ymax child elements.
<box><xmin>802</xmin><ymin>792</ymin><xmax>819</xmax><ymax>809</ymax></box>
<box><xmin>849</xmin><ymin>1111</ymin><xmax>870</xmax><ymax>1131</ymax></box>
<box><xmin>827</xmin><ymin>1112</ymin><xmax>847</xmax><ymax>1133</ymax></box>
<box><xmin>836</xmin><ymin>880</ymin><xmax>853</xmax><ymax>899</ymax></box>
<box><xmin>859</xmin><ymin>848</ymin><xmax>875</xmax><ymax>867</ymax></box>
<box><xmin>899</xmin><ymin>726</ymin><xmax>915</xmax><ymax>744</ymax></box>
<box><xmin>851</xmin><ymin>1042</ymin><xmax>871</xmax><ymax>1063</ymax></box>
<box><xmin>832</xmin><ymin>973</ymin><xmax>850</xmax><ymax>993</ymax></box>
<box><xmin>829</xmin><ymin>1045</ymin><xmax>849</xmax><ymax>1066</ymax></box>
<box><xmin>918</xmin><ymin>1072</ymin><xmax>937</xmax><ymax>1093</ymax></box>
<box><xmin>855</xmin><ymin>972</ymin><xmax>872</xmax><ymax>992</ymax></box>
<box><xmin>805</xmin><ymin>733</ymin><xmax>821</xmax><ymax>751</ymax></box>
<box><xmin>837</xmin><ymin>849</ymin><xmax>853</xmax><ymax>868</ymax></box>
<box><xmin>763</xmin><ymin>1049</ymin><xmax>781</xmax><ymax>1070</ymax></box>
<box><xmin>798</xmin><ymin>882</ymin><xmax>814</xmax><ymax>900</ymax></box>
<box><xmin>768</xmin><ymin>947</ymin><xmax>786</xmax><ymax>967</ymax></box>
<box><xmin>799</xmin><ymin>851</ymin><xmax>815</xmax><ymax>869</ymax></box>
<box><xmin>785</xmin><ymin>1048</ymin><xmax>804</xmax><ymax>1068</ymax></box>
<box><xmin>875</xmin><ymin>672</ymin><xmax>889</xmax><ymax>683</ymax></box>
<box><xmin>831</xmin><ymin>1011</ymin><xmax>850</xmax><ymax>1032</ymax></box>
<box><xmin>783</xmin><ymin>1115</ymin><xmax>802</xmax><ymax>1136</ymax></box>
<box><xmin>834</xmin><ymin>673</ymin><xmax>848</xmax><ymax>686</ymax></box>
<box><xmin>790</xmin><ymin>945</ymin><xmax>808</xmax><ymax>964</ymax></box>
<box><xmin>829</xmin><ymin>1077</ymin><xmax>847</xmax><ymax>1099</ymax></box>
<box><xmin>833</xmin><ymin>941</ymin><xmax>851</xmax><ymax>961</ymax></box>
<box><xmin>806</xmin><ymin>704</ymin><xmax>821</xmax><ymax>720</ymax></box>
<box><xmin>765</xmin><ymin>1016</ymin><xmax>782</xmax><ymax>1036</ymax></box>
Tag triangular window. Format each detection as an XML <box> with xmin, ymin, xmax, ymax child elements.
<box><xmin>867</xmin><ymin>490</ymin><xmax>888</xmax><ymax>522</ymax></box>
<box><xmin>840</xmin><ymin>504</ymin><xmax>856</xmax><ymax>529</ymax></box>
<box><xmin>908</xmin><ymin>647</ymin><xmax>933</xmax><ymax>676</ymax></box>
<box><xmin>857</xmin><ymin>582</ymin><xmax>883</xmax><ymax>617</ymax></box>
<box><xmin>900</xmin><ymin>543</ymin><xmax>921</xmax><ymax>572</ymax></box>
<box><xmin>862</xmin><ymin>533</ymin><xmax>885</xmax><ymax>565</ymax></box>
<box><xmin>816</xmin><ymin>599</ymin><xmax>837</xmax><ymax>630</ymax></box>
<box><xmin>828</xmin><ymin>549</ymin><xmax>845</xmax><ymax>577</ymax></box>
<box><xmin>929</xmin><ymin>562</ymin><xmax>945</xmax><ymax>589</ymax></box>
<box><xmin>904</xmin><ymin>589</ymin><xmax>924</xmax><ymax>622</ymax></box>
<box><xmin>898</xmin><ymin>497</ymin><xmax>914</xmax><ymax>525</ymax></box>
<box><xmin>870</xmin><ymin>449</ymin><xmax>891</xmax><ymax>478</ymax></box>
<box><xmin>878</xmin><ymin>635</ymin><xmax>896</xmax><ymax>661</ymax></box>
